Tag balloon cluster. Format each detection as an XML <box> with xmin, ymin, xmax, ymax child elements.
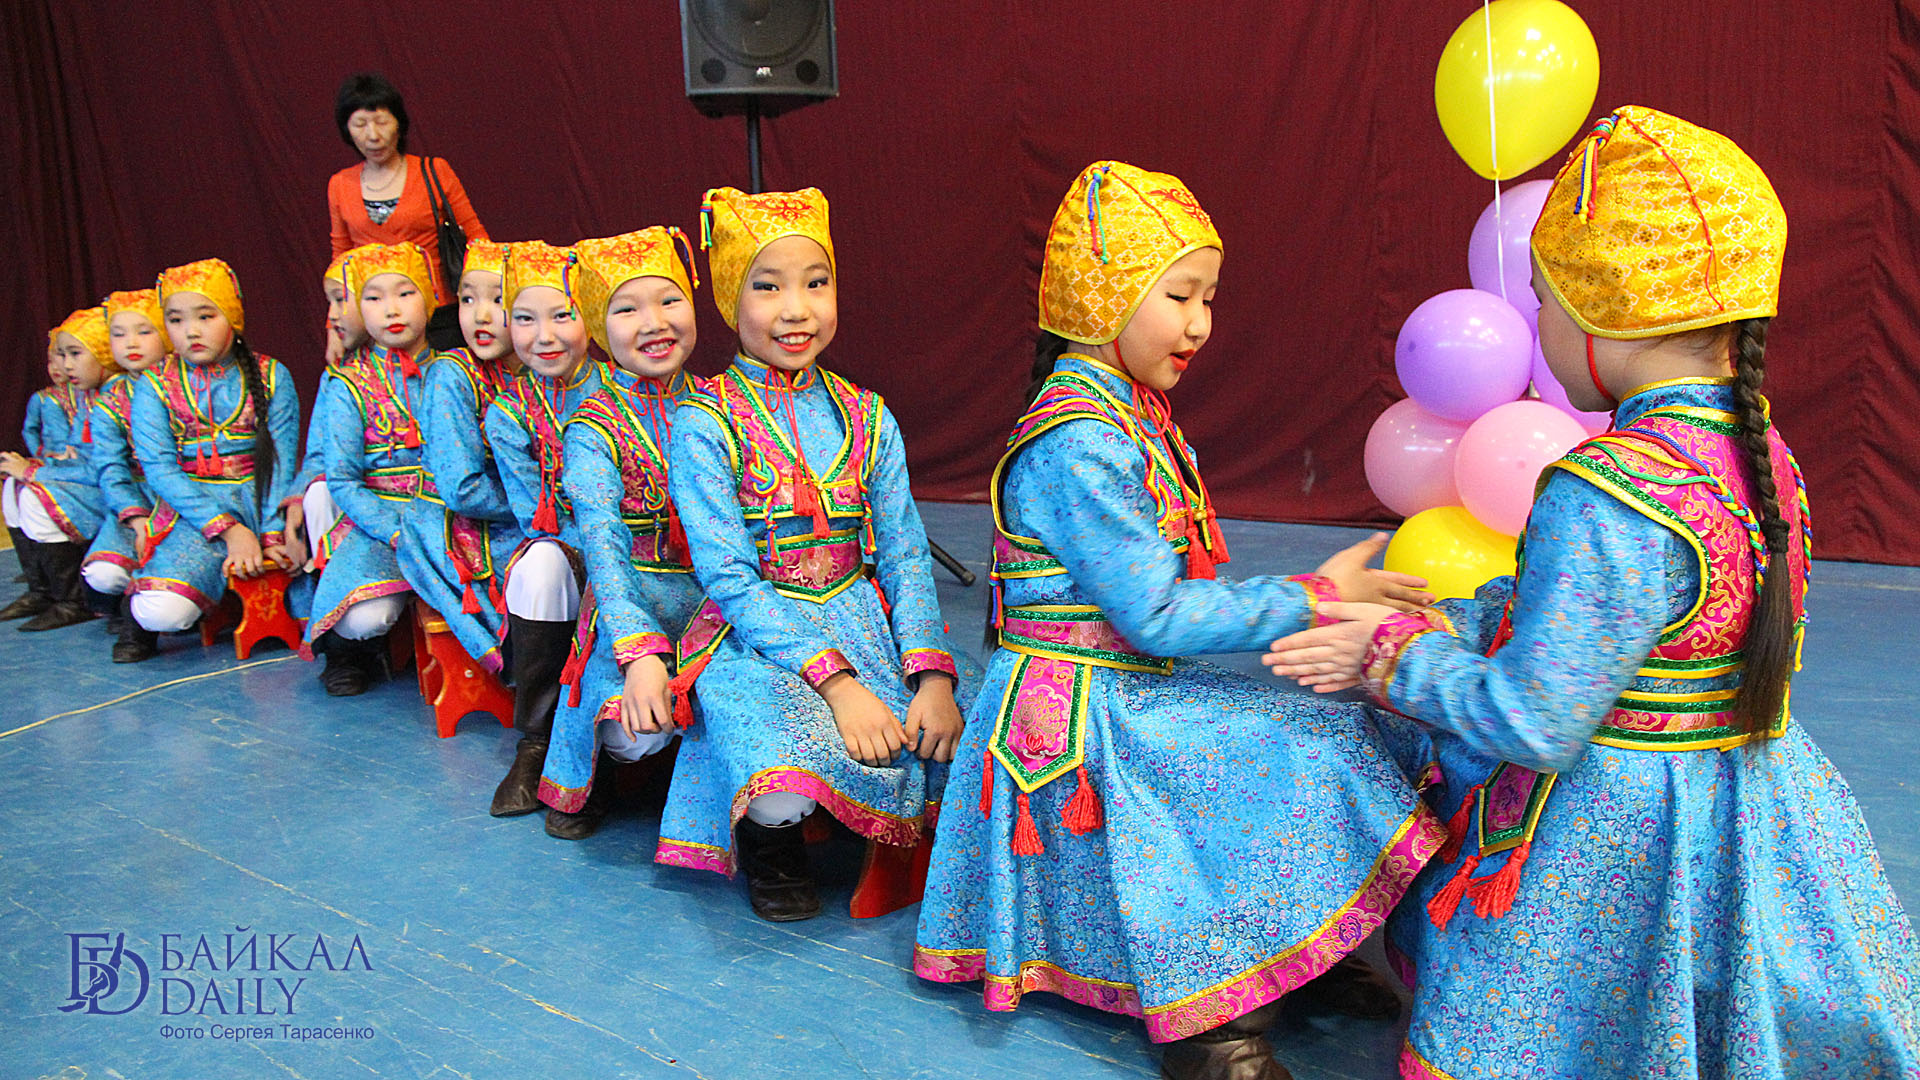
<box><xmin>1366</xmin><ymin>0</ymin><xmax>1602</xmax><ymax>599</ymax></box>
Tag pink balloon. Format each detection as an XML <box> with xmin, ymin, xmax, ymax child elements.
<box><xmin>1467</xmin><ymin>180</ymin><xmax>1553</xmax><ymax>310</ymax></box>
<box><xmin>1365</xmin><ymin>398</ymin><xmax>1472</xmax><ymax>517</ymax></box>
<box><xmin>1394</xmin><ymin>289</ymin><xmax>1533</xmax><ymax>421</ymax></box>
<box><xmin>1529</xmin><ymin>337</ymin><xmax>1611</xmax><ymax>434</ymax></box>
<box><xmin>1455</xmin><ymin>400</ymin><xmax>1590</xmax><ymax>536</ymax></box>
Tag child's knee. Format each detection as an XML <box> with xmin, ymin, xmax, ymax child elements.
<box><xmin>335</xmin><ymin>594</ymin><xmax>408</xmax><ymax>640</ymax></box>
<box><xmin>131</xmin><ymin>590</ymin><xmax>201</xmax><ymax>633</ymax></box>
<box><xmin>505</xmin><ymin>541</ymin><xmax>579</xmax><ymax>620</ymax></box>
<box><xmin>82</xmin><ymin>561</ymin><xmax>131</xmax><ymax>596</ymax></box>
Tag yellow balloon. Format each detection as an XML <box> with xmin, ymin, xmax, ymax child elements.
<box><xmin>1384</xmin><ymin>506</ymin><xmax>1518</xmax><ymax>601</ymax></box>
<box><xmin>1435</xmin><ymin>0</ymin><xmax>1600</xmax><ymax>180</ymax></box>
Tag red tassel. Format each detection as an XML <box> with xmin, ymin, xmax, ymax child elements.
<box><xmin>461</xmin><ymin>582</ymin><xmax>481</xmax><ymax>614</ymax></box>
<box><xmin>1205</xmin><ymin>514</ymin><xmax>1230</xmax><ymax>566</ymax></box>
<box><xmin>558</xmin><ymin>638</ymin><xmax>589</xmax><ymax>708</ymax></box>
<box><xmin>1011</xmin><ymin>792</ymin><xmax>1044</xmax><ymax>856</ymax></box>
<box><xmin>791</xmin><ymin>475</ymin><xmax>829</xmax><ymax>537</ymax></box>
<box><xmin>397</xmin><ymin>349</ymin><xmax>421</xmax><ymax>380</ymax></box>
<box><xmin>666</xmin><ymin>506</ymin><xmax>690</xmax><ymax>564</ymax></box>
<box><xmin>532</xmin><ymin>485</ymin><xmax>560</xmax><ymax>534</ymax></box>
<box><xmin>1426</xmin><ymin>854</ymin><xmax>1482</xmax><ymax>930</ymax></box>
<box><xmin>872</xmin><ymin>579</ymin><xmax>892</xmax><ymax>617</ymax></box>
<box><xmin>1435</xmin><ymin>784</ymin><xmax>1482</xmax><ymax>865</ymax></box>
<box><xmin>1467</xmin><ymin>841</ymin><xmax>1530</xmax><ymax>920</ymax></box>
<box><xmin>402</xmin><ymin>426</ymin><xmax>422</xmax><ymax>449</ymax></box>
<box><xmin>666</xmin><ymin>655</ymin><xmax>709</xmax><ymax>729</ymax></box>
<box><xmin>979</xmin><ymin>751</ymin><xmax>994</xmax><ymax>820</ymax></box>
<box><xmin>209</xmin><ymin>446</ymin><xmax>225</xmax><ymax>476</ymax></box>
<box><xmin>1060</xmin><ymin>766</ymin><xmax>1103</xmax><ymax>835</ymax></box>
<box><xmin>1184</xmin><ymin>519</ymin><xmax>1217</xmax><ymax>580</ymax></box>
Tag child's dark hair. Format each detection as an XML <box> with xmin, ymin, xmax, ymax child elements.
<box><xmin>1029</xmin><ymin>330</ymin><xmax>1073</xmax><ymax>404</ymax></box>
<box><xmin>230</xmin><ymin>334</ymin><xmax>277</xmax><ymax>517</ymax></box>
<box><xmin>1726</xmin><ymin>317</ymin><xmax>1793</xmax><ymax>739</ymax></box>
<box><xmin>334</xmin><ymin>73</ymin><xmax>409</xmax><ymax>155</ymax></box>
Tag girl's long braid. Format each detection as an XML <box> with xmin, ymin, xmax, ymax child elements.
<box><xmin>231</xmin><ymin>334</ymin><xmax>277</xmax><ymax>518</ymax></box>
<box><xmin>1727</xmin><ymin>317</ymin><xmax>1793</xmax><ymax>737</ymax></box>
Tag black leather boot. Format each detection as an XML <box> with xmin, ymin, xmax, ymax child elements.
<box><xmin>112</xmin><ymin>594</ymin><xmax>158</xmax><ymax>663</ymax></box>
<box><xmin>735</xmin><ymin>817</ymin><xmax>821</xmax><ymax>922</ymax></box>
<box><xmin>9</xmin><ymin>526</ymin><xmax>30</xmax><ymax>583</ymax></box>
<box><xmin>317</xmin><ymin>631</ymin><xmax>381</xmax><ymax>696</ymax></box>
<box><xmin>1159</xmin><ymin>1001</ymin><xmax>1293</xmax><ymax>1080</ymax></box>
<box><xmin>491</xmin><ymin>615</ymin><xmax>571</xmax><ymax>817</ymax></box>
<box><xmin>21</xmin><ymin>542</ymin><xmax>97</xmax><ymax>631</ymax></box>
<box><xmin>545</xmin><ymin>752</ymin><xmax>620</xmax><ymax>840</ymax></box>
<box><xmin>85</xmin><ymin>582</ymin><xmax>122</xmax><ymax>634</ymax></box>
<box><xmin>1285</xmin><ymin>953</ymin><xmax>1402</xmax><ymax>1021</ymax></box>
<box><xmin>0</xmin><ymin>536</ymin><xmax>51</xmax><ymax>620</ymax></box>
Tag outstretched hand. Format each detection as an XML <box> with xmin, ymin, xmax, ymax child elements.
<box><xmin>1263</xmin><ymin>600</ymin><xmax>1399</xmax><ymax>693</ymax></box>
<box><xmin>1315</xmin><ymin>533</ymin><xmax>1432</xmax><ymax>611</ymax></box>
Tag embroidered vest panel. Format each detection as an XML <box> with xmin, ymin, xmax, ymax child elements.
<box><xmin>495</xmin><ymin>374</ymin><xmax>574</xmax><ymax>514</ymax></box>
<box><xmin>570</xmin><ymin>390</ymin><xmax>692</xmax><ymax>572</ymax></box>
<box><xmin>333</xmin><ymin>355</ymin><xmax>423</xmax><ymax>458</ymax></box>
<box><xmin>1537</xmin><ymin>408</ymin><xmax>1810</xmax><ymax>750</ymax></box>
<box><xmin>150</xmin><ymin>355</ymin><xmax>276</xmax><ymax>478</ymax></box>
<box><xmin>704</xmin><ymin>368</ymin><xmax>878</xmax><ymax>522</ymax></box>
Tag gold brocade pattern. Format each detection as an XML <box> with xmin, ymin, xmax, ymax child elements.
<box><xmin>56</xmin><ymin>306</ymin><xmax>112</xmax><ymax>367</ymax></box>
<box><xmin>103</xmin><ymin>289</ymin><xmax>165</xmax><ymax>341</ymax></box>
<box><xmin>342</xmin><ymin>241</ymin><xmax>435</xmax><ymax>299</ymax></box>
<box><xmin>1039</xmin><ymin>161</ymin><xmax>1222</xmax><ymax>346</ymax></box>
<box><xmin>461</xmin><ymin>238</ymin><xmax>509</xmax><ymax>281</ymax></box>
<box><xmin>699</xmin><ymin>186</ymin><xmax>834</xmax><ymax>329</ymax></box>
<box><xmin>575</xmin><ymin>227</ymin><xmax>699</xmax><ymax>352</ymax></box>
<box><xmin>1531</xmin><ymin>105</ymin><xmax>1786</xmax><ymax>339</ymax></box>
<box><xmin>502</xmin><ymin>241</ymin><xmax>580</xmax><ymax>311</ymax></box>
<box><xmin>157</xmin><ymin>258</ymin><xmax>245</xmax><ymax>332</ymax></box>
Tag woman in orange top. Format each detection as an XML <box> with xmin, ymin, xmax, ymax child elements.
<box><xmin>326</xmin><ymin>73</ymin><xmax>488</xmax><ymax>308</ymax></box>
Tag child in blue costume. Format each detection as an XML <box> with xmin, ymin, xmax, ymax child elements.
<box><xmin>484</xmin><ymin>240</ymin><xmax>604</xmax><ymax>819</ymax></box>
<box><xmin>400</xmin><ymin>240</ymin><xmax>524</xmax><ymax>675</ymax></box>
<box><xmin>913</xmin><ymin>162</ymin><xmax>1444</xmax><ymax>1080</ymax></box>
<box><xmin>127</xmin><ymin>259</ymin><xmax>301</xmax><ymax>645</ymax></box>
<box><xmin>283</xmin><ymin>248</ymin><xmax>367</xmax><ymax>624</ymax></box>
<box><xmin>80</xmin><ymin>289</ymin><xmax>177</xmax><ymax>660</ymax></box>
<box><xmin>1</xmin><ymin>306</ymin><xmax>116</xmax><ymax>631</ymax></box>
<box><xmin>303</xmin><ymin>242</ymin><xmax>435</xmax><ymax>695</ymax></box>
<box><xmin>658</xmin><ymin>186</ymin><xmax>977</xmax><ymax>922</ymax></box>
<box><xmin>538</xmin><ymin>226</ymin><xmax>709</xmax><ymax>840</ymax></box>
<box><xmin>1</xmin><ymin>337</ymin><xmax>72</xmax><ymax>616</ymax></box>
<box><xmin>1267</xmin><ymin>108</ymin><xmax>1920</xmax><ymax>1080</ymax></box>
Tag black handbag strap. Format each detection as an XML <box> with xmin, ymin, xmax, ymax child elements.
<box><xmin>420</xmin><ymin>154</ymin><xmax>452</xmax><ymax>226</ymax></box>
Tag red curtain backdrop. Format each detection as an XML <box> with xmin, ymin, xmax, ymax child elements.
<box><xmin>6</xmin><ymin>2</ymin><xmax>1917</xmax><ymax>563</ymax></box>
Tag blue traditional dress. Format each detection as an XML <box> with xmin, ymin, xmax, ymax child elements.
<box><xmin>394</xmin><ymin>347</ymin><xmax>519</xmax><ymax>670</ymax></box>
<box><xmin>23</xmin><ymin>385</ymin><xmax>74</xmax><ymax>458</ymax></box>
<box><xmin>280</xmin><ymin>368</ymin><xmax>339</xmax><ymax>623</ymax></box>
<box><xmin>484</xmin><ymin>359</ymin><xmax>604</xmax><ymax>576</ymax></box>
<box><xmin>82</xmin><ymin>372</ymin><xmax>153</xmax><ymax>579</ymax></box>
<box><xmin>656</xmin><ymin>354</ymin><xmax>977</xmax><ymax>873</ymax></box>
<box><xmin>19</xmin><ymin>380</ymin><xmax>107</xmax><ymax>545</ymax></box>
<box><xmin>129</xmin><ymin>353</ymin><xmax>300</xmax><ymax>613</ymax></box>
<box><xmin>1376</xmin><ymin>379</ymin><xmax>1920</xmax><ymax>1079</ymax></box>
<box><xmin>912</xmin><ymin>354</ymin><xmax>1443</xmax><ymax>1042</ymax></box>
<box><xmin>539</xmin><ymin>368</ymin><xmax>708</xmax><ymax>812</ymax></box>
<box><xmin>304</xmin><ymin>345</ymin><xmax>425</xmax><ymax>642</ymax></box>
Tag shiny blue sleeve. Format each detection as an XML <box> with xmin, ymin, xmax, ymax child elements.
<box><xmin>1380</xmin><ymin>470</ymin><xmax>1689</xmax><ymax>772</ymax></box>
<box><xmin>565</xmin><ymin>418</ymin><xmax>665</xmax><ymax>655</ymax></box>
<box><xmin>319</xmin><ymin>378</ymin><xmax>402</xmax><ymax>546</ymax></box>
<box><xmin>1004</xmin><ymin>417</ymin><xmax>1318</xmax><ymax>656</ymax></box>
<box><xmin>92</xmin><ymin>397</ymin><xmax>146</xmax><ymax>519</ymax></box>
<box><xmin>424</xmin><ymin>360</ymin><xmax>513</xmax><ymax>523</ymax></box>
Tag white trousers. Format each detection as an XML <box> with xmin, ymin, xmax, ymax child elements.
<box><xmin>2</xmin><ymin>477</ymin><xmax>18</xmax><ymax>526</ymax></box>
<box><xmin>599</xmin><ymin>719</ymin><xmax>676</xmax><ymax>763</ymax></box>
<box><xmin>15</xmin><ymin>487</ymin><xmax>68</xmax><ymax>543</ymax></box>
<box><xmin>301</xmin><ymin>479</ymin><xmax>338</xmax><ymax>546</ymax></box>
<box><xmin>131</xmin><ymin>591</ymin><xmax>201</xmax><ymax>633</ymax></box>
<box><xmin>82</xmin><ymin>561</ymin><xmax>131</xmax><ymax>595</ymax></box>
<box><xmin>744</xmin><ymin>792</ymin><xmax>818</xmax><ymax>826</ymax></box>
<box><xmin>334</xmin><ymin>594</ymin><xmax>408</xmax><ymax>640</ymax></box>
<box><xmin>504</xmin><ymin>540</ymin><xmax>580</xmax><ymax>621</ymax></box>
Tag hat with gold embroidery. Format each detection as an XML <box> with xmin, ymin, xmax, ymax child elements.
<box><xmin>103</xmin><ymin>289</ymin><xmax>166</xmax><ymax>340</ymax></box>
<box><xmin>1039</xmin><ymin>161</ymin><xmax>1223</xmax><ymax>346</ymax></box>
<box><xmin>502</xmin><ymin>240</ymin><xmax>580</xmax><ymax>312</ymax></box>
<box><xmin>575</xmin><ymin>227</ymin><xmax>701</xmax><ymax>352</ymax></box>
<box><xmin>157</xmin><ymin>258</ymin><xmax>245</xmax><ymax>334</ymax></box>
<box><xmin>461</xmin><ymin>239</ymin><xmax>510</xmax><ymax>283</ymax></box>
<box><xmin>342</xmin><ymin>241</ymin><xmax>435</xmax><ymax>300</ymax></box>
<box><xmin>699</xmin><ymin>187</ymin><xmax>833</xmax><ymax>330</ymax></box>
<box><xmin>1532</xmin><ymin>106</ymin><xmax>1786</xmax><ymax>339</ymax></box>
<box><xmin>55</xmin><ymin>305</ymin><xmax>113</xmax><ymax>368</ymax></box>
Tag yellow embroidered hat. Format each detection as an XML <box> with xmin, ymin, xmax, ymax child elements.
<box><xmin>56</xmin><ymin>305</ymin><xmax>113</xmax><ymax>368</ymax></box>
<box><xmin>103</xmin><ymin>289</ymin><xmax>165</xmax><ymax>338</ymax></box>
<box><xmin>575</xmin><ymin>227</ymin><xmax>701</xmax><ymax>353</ymax></box>
<box><xmin>158</xmin><ymin>258</ymin><xmax>245</xmax><ymax>334</ymax></box>
<box><xmin>342</xmin><ymin>241</ymin><xmax>434</xmax><ymax>299</ymax></box>
<box><xmin>502</xmin><ymin>241</ymin><xmax>579</xmax><ymax>312</ymax></box>
<box><xmin>1532</xmin><ymin>106</ymin><xmax>1787</xmax><ymax>339</ymax></box>
<box><xmin>699</xmin><ymin>187</ymin><xmax>833</xmax><ymax>329</ymax></box>
<box><xmin>1039</xmin><ymin>161</ymin><xmax>1223</xmax><ymax>346</ymax></box>
<box><xmin>461</xmin><ymin>239</ymin><xmax>509</xmax><ymax>284</ymax></box>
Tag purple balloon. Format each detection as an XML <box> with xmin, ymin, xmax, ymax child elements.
<box><xmin>1365</xmin><ymin>398</ymin><xmax>1472</xmax><ymax>517</ymax></box>
<box><xmin>1394</xmin><ymin>289</ymin><xmax>1533</xmax><ymax>421</ymax></box>
<box><xmin>1529</xmin><ymin>337</ymin><xmax>1612</xmax><ymax>433</ymax></box>
<box><xmin>1468</xmin><ymin>180</ymin><xmax>1553</xmax><ymax>310</ymax></box>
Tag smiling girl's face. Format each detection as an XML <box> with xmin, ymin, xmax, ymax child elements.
<box><xmin>735</xmin><ymin>235</ymin><xmax>837</xmax><ymax>372</ymax></box>
<box><xmin>1097</xmin><ymin>247</ymin><xmax>1220</xmax><ymax>392</ymax></box>
<box><xmin>604</xmin><ymin>276</ymin><xmax>696</xmax><ymax>379</ymax></box>
<box><xmin>510</xmin><ymin>285</ymin><xmax>589</xmax><ymax>378</ymax></box>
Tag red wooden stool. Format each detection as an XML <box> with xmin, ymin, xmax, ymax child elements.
<box><xmin>849</xmin><ymin>831</ymin><xmax>935</xmax><ymax>919</ymax></box>
<box><xmin>216</xmin><ymin>568</ymin><xmax>306</xmax><ymax>659</ymax></box>
<box><xmin>414</xmin><ymin>601</ymin><xmax>514</xmax><ymax>738</ymax></box>
<box><xmin>198</xmin><ymin>591</ymin><xmax>241</xmax><ymax>648</ymax></box>
<box><xmin>411</xmin><ymin>601</ymin><xmax>441</xmax><ymax>700</ymax></box>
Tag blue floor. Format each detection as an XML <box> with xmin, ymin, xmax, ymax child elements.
<box><xmin>2</xmin><ymin>502</ymin><xmax>1916</xmax><ymax>1079</ymax></box>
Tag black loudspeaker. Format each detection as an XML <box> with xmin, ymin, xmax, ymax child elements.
<box><xmin>681</xmin><ymin>0</ymin><xmax>837</xmax><ymax>115</ymax></box>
